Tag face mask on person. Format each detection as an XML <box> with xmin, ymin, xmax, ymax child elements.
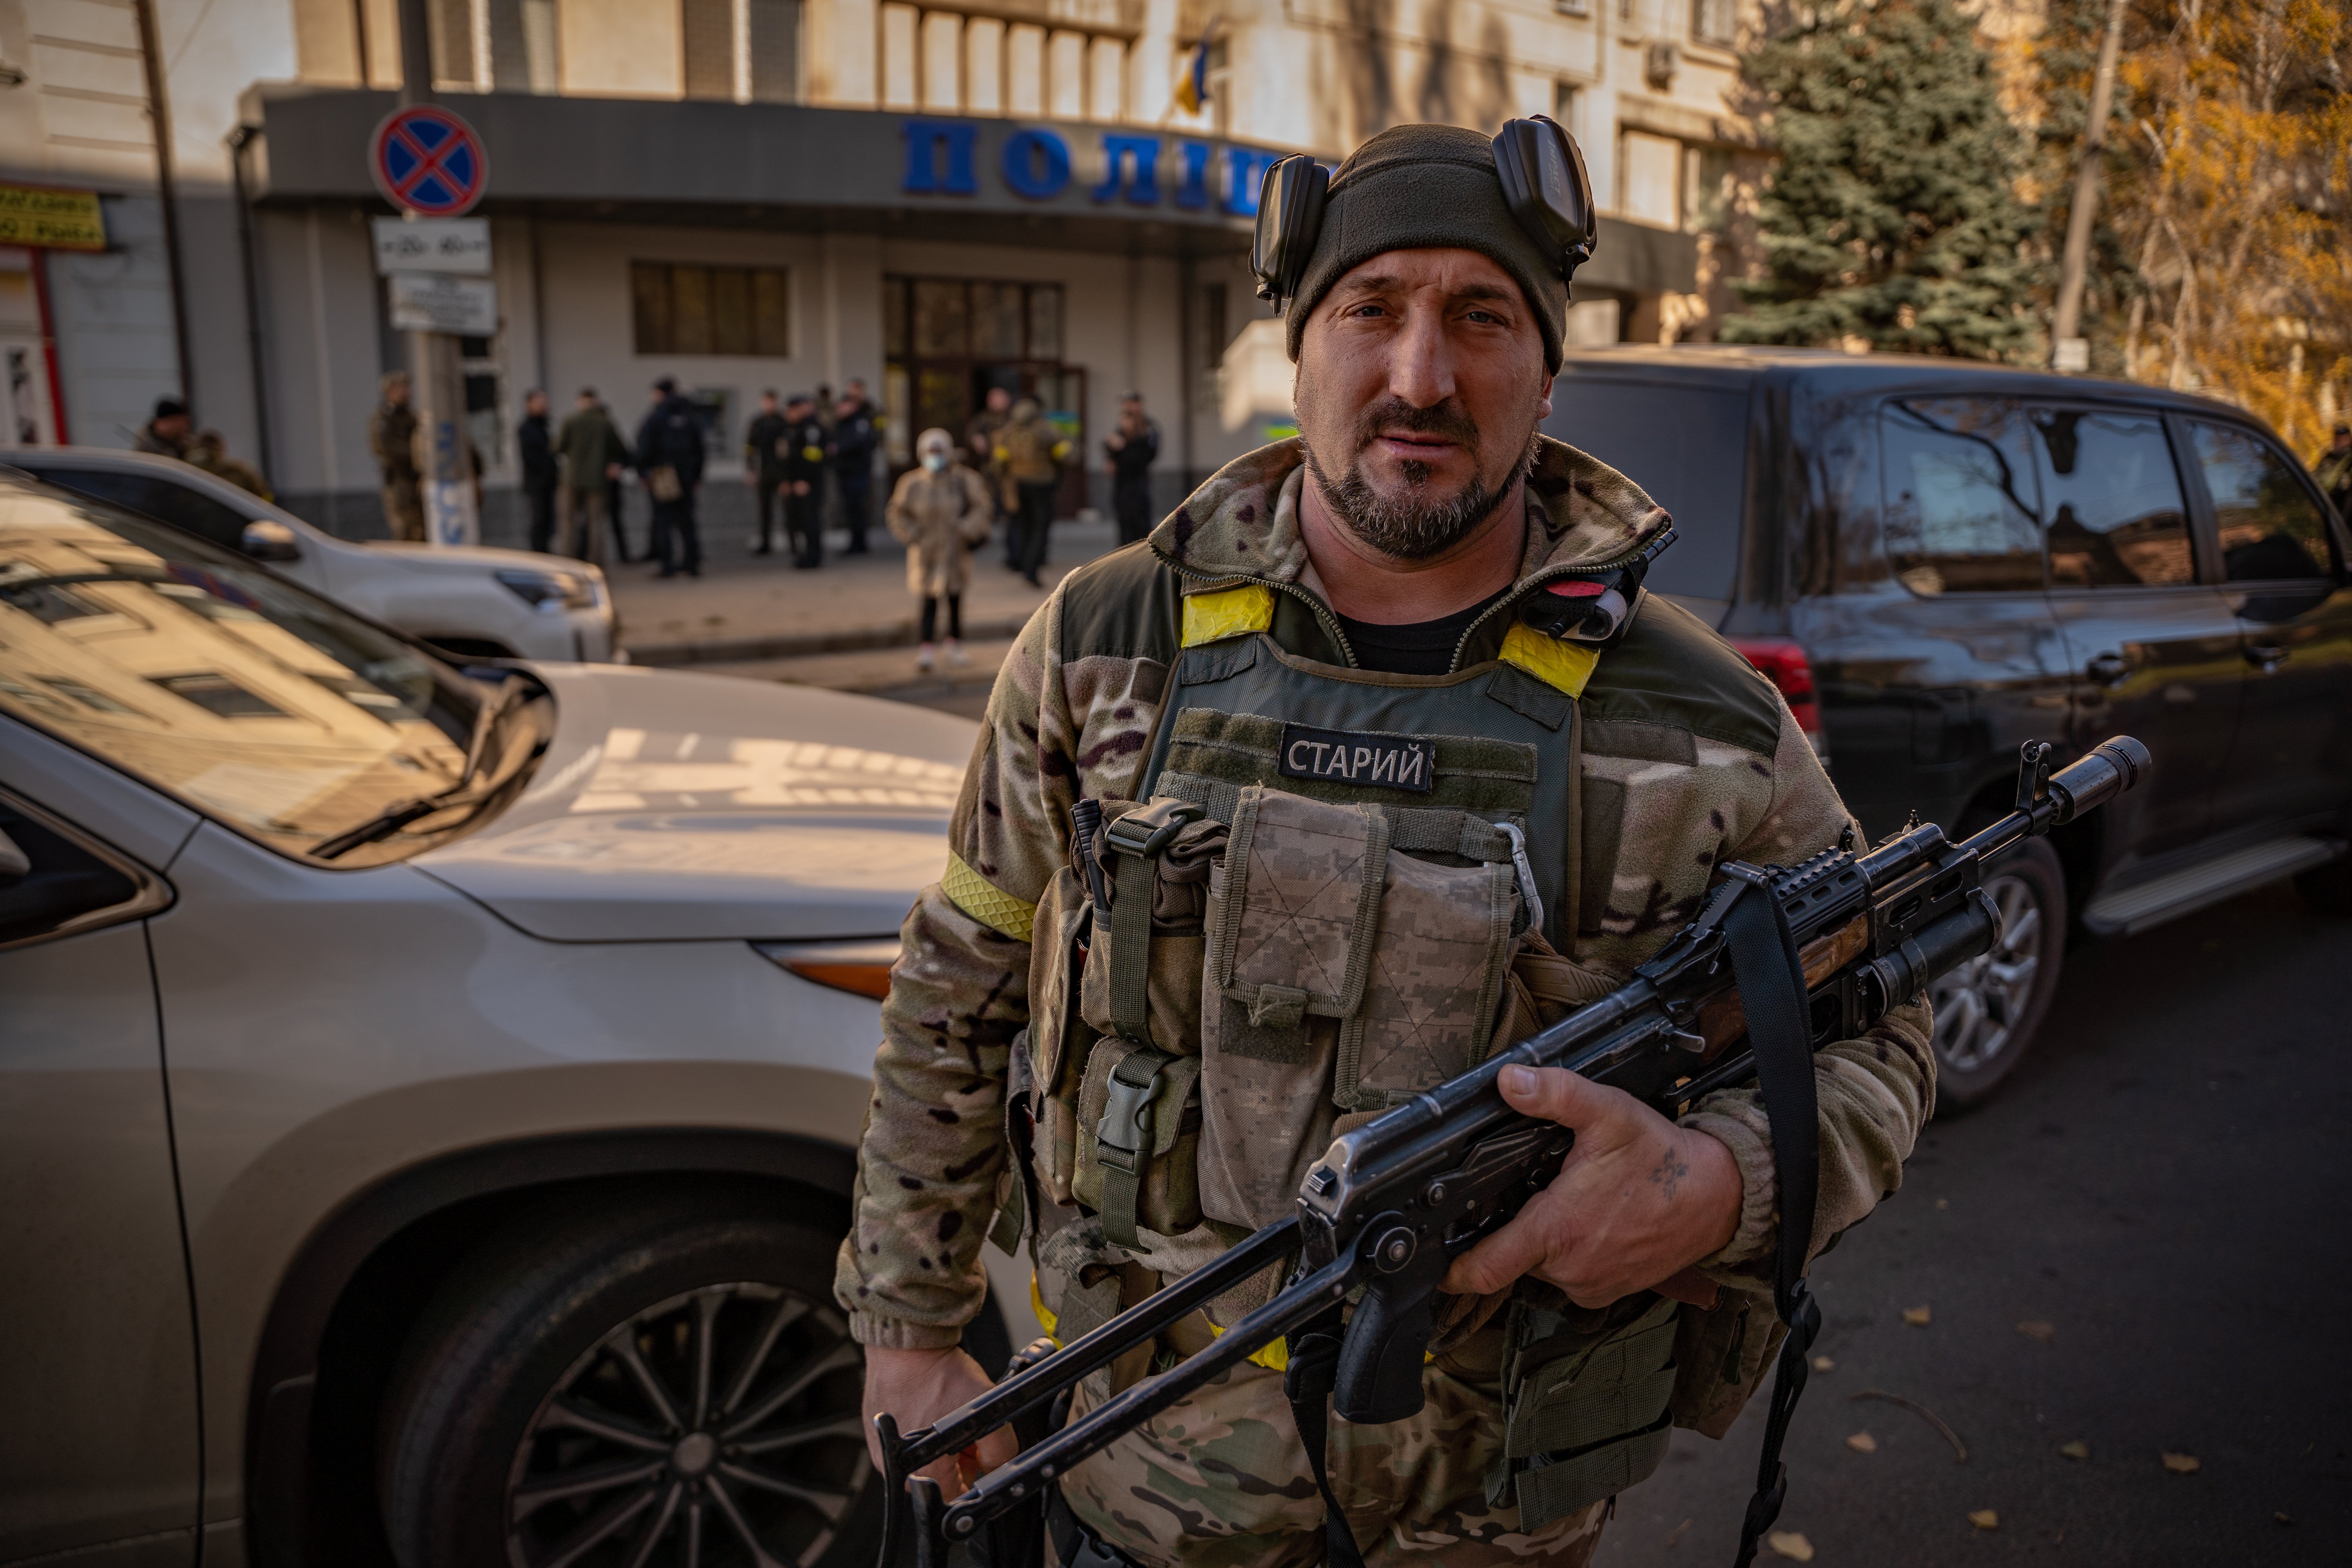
<box><xmin>921</xmin><ymin>450</ymin><xmax>950</xmax><ymax>473</ymax></box>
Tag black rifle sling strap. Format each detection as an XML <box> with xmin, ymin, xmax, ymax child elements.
<box><xmin>1282</xmin><ymin>1316</ymin><xmax>1369</xmax><ymax>1568</ymax></box>
<box><xmin>1718</xmin><ymin>875</ymin><xmax>1823</xmax><ymax>1568</ymax></box>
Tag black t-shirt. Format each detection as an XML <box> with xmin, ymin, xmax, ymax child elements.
<box><xmin>1333</xmin><ymin>588</ymin><xmax>1509</xmax><ymax>677</ymax></box>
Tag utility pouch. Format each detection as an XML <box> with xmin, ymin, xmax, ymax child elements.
<box><xmin>1071</xmin><ymin>1041</ymin><xmax>1204</xmax><ymax>1248</ymax></box>
<box><xmin>1490</xmin><ymin>1295</ymin><xmax>1681</xmax><ymax>1530</ymax></box>
<box><xmin>1196</xmin><ymin>786</ymin><xmax>1523</xmax><ymax>1230</ymax></box>
<box><xmin>1027</xmin><ymin>864</ymin><xmax>1100</xmax><ymax>1207</ymax></box>
<box><xmin>1074</xmin><ymin>799</ymin><xmax>1223</xmax><ymax>1057</ymax></box>
<box><xmin>1666</xmin><ymin>1285</ymin><xmax>1784</xmax><ymax>1439</ymax></box>
<box><xmin>647</xmin><ymin>465</ymin><xmax>682</xmax><ymax>503</ymax></box>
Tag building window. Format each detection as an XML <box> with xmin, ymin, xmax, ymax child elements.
<box><xmin>1684</xmin><ymin>145</ymin><xmax>1733</xmax><ymax>232</ymax></box>
<box><xmin>881</xmin><ymin>7</ymin><xmax>1130</xmax><ymax>121</ymax></box>
<box><xmin>1553</xmin><ymin>81</ymin><xmax>1577</xmax><ymax>131</ymax></box>
<box><xmin>683</xmin><ymin>0</ymin><xmax>802</xmax><ymax>102</ymax></box>
<box><xmin>1691</xmin><ymin>0</ymin><xmax>1735</xmax><ymax>46</ymax></box>
<box><xmin>429</xmin><ymin>0</ymin><xmax>559</xmax><ymax>91</ymax></box>
<box><xmin>631</xmin><ymin>263</ymin><xmax>793</xmax><ymax>356</ymax></box>
<box><xmin>1619</xmin><ymin>130</ymin><xmax>1682</xmax><ymax>229</ymax></box>
<box><xmin>1555</xmin><ymin>0</ymin><xmax>1589</xmax><ymax>15</ymax></box>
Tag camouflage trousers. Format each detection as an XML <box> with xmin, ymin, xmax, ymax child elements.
<box><xmin>1057</xmin><ymin>1354</ymin><xmax>1608</xmax><ymax>1568</ymax></box>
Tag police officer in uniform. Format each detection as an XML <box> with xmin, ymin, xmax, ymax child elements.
<box><xmin>779</xmin><ymin>393</ymin><xmax>830</xmax><ymax>569</ymax></box>
<box><xmin>744</xmin><ymin>390</ymin><xmax>790</xmax><ymax>555</ymax></box>
<box><xmin>842</xmin><ymin>122</ymin><xmax>1934</xmax><ymax>1567</ymax></box>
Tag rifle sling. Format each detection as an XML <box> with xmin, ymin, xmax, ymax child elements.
<box><xmin>1281</xmin><ymin>1318</ymin><xmax>1369</xmax><ymax>1568</ymax></box>
<box><xmin>1718</xmin><ymin>877</ymin><xmax>1822</xmax><ymax>1568</ymax></box>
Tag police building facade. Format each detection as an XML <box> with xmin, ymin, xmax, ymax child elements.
<box><xmin>2</xmin><ymin>0</ymin><xmax>1748</xmax><ymax>528</ymax></box>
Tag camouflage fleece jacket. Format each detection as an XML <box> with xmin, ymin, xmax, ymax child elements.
<box><xmin>836</xmin><ymin>437</ymin><xmax>1935</xmax><ymax>1350</ymax></box>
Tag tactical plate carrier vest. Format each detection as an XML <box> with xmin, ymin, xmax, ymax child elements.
<box><xmin>1012</xmin><ymin>575</ymin><xmax>1765</xmax><ymax>1530</ymax></box>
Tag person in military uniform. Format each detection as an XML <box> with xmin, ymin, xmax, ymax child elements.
<box><xmin>842</xmin><ymin>122</ymin><xmax>1933</xmax><ymax>1568</ymax></box>
<box><xmin>996</xmin><ymin>397</ymin><xmax>1070</xmax><ymax>587</ymax></box>
<box><xmin>831</xmin><ymin>383</ymin><xmax>882</xmax><ymax>555</ymax></box>
<box><xmin>779</xmin><ymin>393</ymin><xmax>830</xmax><ymax>569</ymax></box>
<box><xmin>744</xmin><ymin>390</ymin><xmax>791</xmax><ymax>555</ymax></box>
<box><xmin>368</xmin><ymin>373</ymin><xmax>425</xmax><ymax>543</ymax></box>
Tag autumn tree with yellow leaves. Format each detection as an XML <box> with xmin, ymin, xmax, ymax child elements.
<box><xmin>2045</xmin><ymin>0</ymin><xmax>2351</xmax><ymax>455</ymax></box>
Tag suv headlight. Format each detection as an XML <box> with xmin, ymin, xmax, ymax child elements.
<box><xmin>495</xmin><ymin>567</ymin><xmax>601</xmax><ymax>613</ymax></box>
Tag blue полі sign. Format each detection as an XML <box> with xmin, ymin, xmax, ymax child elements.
<box><xmin>901</xmin><ymin>119</ymin><xmax>1274</xmax><ymax>217</ymax></box>
<box><xmin>370</xmin><ymin>105</ymin><xmax>489</xmax><ymax>217</ymax></box>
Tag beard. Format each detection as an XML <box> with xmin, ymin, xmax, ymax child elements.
<box><xmin>1301</xmin><ymin>396</ymin><xmax>1537</xmax><ymax>561</ymax></box>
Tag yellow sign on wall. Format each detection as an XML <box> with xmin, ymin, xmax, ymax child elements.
<box><xmin>0</xmin><ymin>185</ymin><xmax>107</xmax><ymax>251</ymax></box>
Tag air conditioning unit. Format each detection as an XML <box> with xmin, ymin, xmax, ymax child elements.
<box><xmin>1644</xmin><ymin>41</ymin><xmax>1679</xmax><ymax>90</ymax></box>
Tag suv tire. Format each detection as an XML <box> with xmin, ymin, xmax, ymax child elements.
<box><xmin>379</xmin><ymin>1193</ymin><xmax>879</xmax><ymax>1568</ymax></box>
<box><xmin>1929</xmin><ymin>837</ymin><xmax>2067</xmax><ymax>1111</ymax></box>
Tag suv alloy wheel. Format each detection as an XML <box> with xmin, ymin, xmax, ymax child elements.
<box><xmin>1926</xmin><ymin>837</ymin><xmax>2067</xmax><ymax>1109</ymax></box>
<box><xmin>379</xmin><ymin>1194</ymin><xmax>880</xmax><ymax>1568</ymax></box>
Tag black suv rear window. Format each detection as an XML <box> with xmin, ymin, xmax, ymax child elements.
<box><xmin>1545</xmin><ymin>380</ymin><xmax>1747</xmax><ymax>604</ymax></box>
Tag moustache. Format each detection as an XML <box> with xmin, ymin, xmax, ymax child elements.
<box><xmin>1353</xmin><ymin>397</ymin><xmax>1482</xmax><ymax>457</ymax></box>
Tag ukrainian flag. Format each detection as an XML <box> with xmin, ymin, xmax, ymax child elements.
<box><xmin>1174</xmin><ymin>29</ymin><xmax>1212</xmax><ymax>115</ymax></box>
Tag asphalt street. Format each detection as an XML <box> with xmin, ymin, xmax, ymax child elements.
<box><xmin>1592</xmin><ymin>881</ymin><xmax>2352</xmax><ymax>1567</ymax></box>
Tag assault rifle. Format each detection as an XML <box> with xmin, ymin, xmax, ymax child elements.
<box><xmin>876</xmin><ymin>736</ymin><xmax>2150</xmax><ymax>1568</ymax></box>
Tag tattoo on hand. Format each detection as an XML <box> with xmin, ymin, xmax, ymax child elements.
<box><xmin>1650</xmin><ymin>1148</ymin><xmax>1690</xmax><ymax>1200</ymax></box>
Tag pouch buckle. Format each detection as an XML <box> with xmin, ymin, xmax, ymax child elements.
<box><xmin>1102</xmin><ymin>800</ymin><xmax>1204</xmax><ymax>860</ymax></box>
<box><xmin>1094</xmin><ymin>1051</ymin><xmax>1167</xmax><ymax>1175</ymax></box>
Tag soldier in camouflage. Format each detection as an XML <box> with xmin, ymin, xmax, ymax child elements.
<box><xmin>841</xmin><ymin>122</ymin><xmax>1933</xmax><ymax>1567</ymax></box>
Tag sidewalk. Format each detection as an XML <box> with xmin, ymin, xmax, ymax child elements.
<box><xmin>613</xmin><ymin>514</ymin><xmax>1122</xmax><ymax>667</ymax></box>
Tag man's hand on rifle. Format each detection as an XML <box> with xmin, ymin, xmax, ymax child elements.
<box><xmin>862</xmin><ymin>1345</ymin><xmax>1019</xmax><ymax>1490</ymax></box>
<box><xmin>1442</xmin><ymin>1065</ymin><xmax>1744</xmax><ymax>1309</ymax></box>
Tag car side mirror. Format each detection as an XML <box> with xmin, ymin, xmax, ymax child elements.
<box><xmin>242</xmin><ymin>519</ymin><xmax>301</xmax><ymax>562</ymax></box>
<box><xmin>0</xmin><ymin>826</ymin><xmax>28</xmax><ymax>888</ymax></box>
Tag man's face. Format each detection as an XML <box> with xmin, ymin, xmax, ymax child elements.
<box><xmin>789</xmin><ymin>400</ymin><xmax>813</xmax><ymax>421</ymax></box>
<box><xmin>525</xmin><ymin>392</ymin><xmax>547</xmax><ymax>416</ymax></box>
<box><xmin>387</xmin><ymin>383</ymin><xmax>410</xmax><ymax>409</ymax></box>
<box><xmin>154</xmin><ymin>413</ymin><xmax>191</xmax><ymax>440</ymax></box>
<box><xmin>847</xmin><ymin>379</ymin><xmax>867</xmax><ymax>400</ymax></box>
<box><xmin>577</xmin><ymin>394</ymin><xmax>596</xmax><ymax>411</ymax></box>
<box><xmin>1293</xmin><ymin>247</ymin><xmax>1553</xmax><ymax>561</ymax></box>
<box><xmin>760</xmin><ymin>394</ymin><xmax>779</xmax><ymax>414</ymax></box>
<box><xmin>987</xmin><ymin>388</ymin><xmax>1010</xmax><ymax>413</ymax></box>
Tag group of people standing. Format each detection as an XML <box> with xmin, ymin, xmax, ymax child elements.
<box><xmin>740</xmin><ymin>384</ymin><xmax>880</xmax><ymax>568</ymax></box>
<box><xmin>510</xmin><ymin>378</ymin><xmax>715</xmax><ymax>577</ymax></box>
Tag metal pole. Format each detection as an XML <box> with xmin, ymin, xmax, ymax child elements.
<box><xmin>227</xmin><ymin>125</ymin><xmax>275</xmax><ymax>487</ymax></box>
<box><xmin>131</xmin><ymin>0</ymin><xmax>195</xmax><ymax>419</ymax></box>
<box><xmin>2051</xmin><ymin>0</ymin><xmax>2127</xmax><ymax>373</ymax></box>
<box><xmin>395</xmin><ymin>0</ymin><xmax>479</xmax><ymax>544</ymax></box>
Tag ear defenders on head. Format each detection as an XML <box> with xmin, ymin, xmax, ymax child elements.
<box><xmin>1250</xmin><ymin>115</ymin><xmax>1597</xmax><ymax>310</ymax></box>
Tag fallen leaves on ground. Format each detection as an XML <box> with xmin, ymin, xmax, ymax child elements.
<box><xmin>2162</xmin><ymin>1452</ymin><xmax>2201</xmax><ymax>1474</ymax></box>
<box><xmin>1846</xmin><ymin>1430</ymin><xmax>1878</xmax><ymax>1453</ymax></box>
<box><xmin>1902</xmin><ymin>1305</ymin><xmax>1933</xmax><ymax>1327</ymax></box>
<box><xmin>2060</xmin><ymin>1440</ymin><xmax>2090</xmax><ymax>1460</ymax></box>
<box><xmin>1767</xmin><ymin>1531</ymin><xmax>1815</xmax><ymax>1561</ymax></box>
<box><xmin>1969</xmin><ymin>1510</ymin><xmax>1999</xmax><ymax>1530</ymax></box>
<box><xmin>1665</xmin><ymin>1518</ymin><xmax>1692</xmax><ymax>1547</ymax></box>
<box><xmin>1812</xmin><ymin>1355</ymin><xmax>1836</xmax><ymax>1371</ymax></box>
<box><xmin>2016</xmin><ymin>1320</ymin><xmax>2056</xmax><ymax>1344</ymax></box>
<box><xmin>2275</xmin><ymin>1512</ymin><xmax>2294</xmax><ymax>1526</ymax></box>
<box><xmin>1935</xmin><ymin>1198</ymin><xmax>1948</xmax><ymax>1209</ymax></box>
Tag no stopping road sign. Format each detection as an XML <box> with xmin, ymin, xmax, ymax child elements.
<box><xmin>370</xmin><ymin>105</ymin><xmax>488</xmax><ymax>218</ymax></box>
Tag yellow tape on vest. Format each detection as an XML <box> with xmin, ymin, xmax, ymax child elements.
<box><xmin>1499</xmin><ymin>622</ymin><xmax>1601</xmax><ymax>697</ymax></box>
<box><xmin>1181</xmin><ymin>584</ymin><xmax>1276</xmax><ymax>647</ymax></box>
<box><xmin>942</xmin><ymin>851</ymin><xmax>1036</xmax><ymax>943</ymax></box>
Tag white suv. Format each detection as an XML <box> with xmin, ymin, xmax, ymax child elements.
<box><xmin>4</xmin><ymin>448</ymin><xmax>617</xmax><ymax>663</ymax></box>
<box><xmin>0</xmin><ymin>469</ymin><xmax>1034</xmax><ymax>1568</ymax></box>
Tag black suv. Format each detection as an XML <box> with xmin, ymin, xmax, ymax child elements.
<box><xmin>1546</xmin><ymin>346</ymin><xmax>2352</xmax><ymax>1104</ymax></box>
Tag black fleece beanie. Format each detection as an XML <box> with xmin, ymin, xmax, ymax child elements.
<box><xmin>1283</xmin><ymin>123</ymin><xmax>1571</xmax><ymax>373</ymax></box>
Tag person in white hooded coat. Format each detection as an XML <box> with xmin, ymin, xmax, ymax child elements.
<box><xmin>887</xmin><ymin>426</ymin><xmax>996</xmax><ymax>670</ymax></box>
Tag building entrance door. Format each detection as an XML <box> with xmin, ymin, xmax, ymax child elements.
<box><xmin>884</xmin><ymin>276</ymin><xmax>1087</xmax><ymax>515</ymax></box>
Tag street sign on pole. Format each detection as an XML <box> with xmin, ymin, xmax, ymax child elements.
<box><xmin>388</xmin><ymin>272</ymin><xmax>499</xmax><ymax>335</ymax></box>
<box><xmin>371</xmin><ymin>215</ymin><xmax>491</xmax><ymax>275</ymax></box>
<box><xmin>370</xmin><ymin>105</ymin><xmax>488</xmax><ymax>218</ymax></box>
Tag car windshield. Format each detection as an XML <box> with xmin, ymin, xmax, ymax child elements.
<box><xmin>0</xmin><ymin>478</ymin><xmax>519</xmax><ymax>866</ymax></box>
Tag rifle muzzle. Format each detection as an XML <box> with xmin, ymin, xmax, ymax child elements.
<box><xmin>2048</xmin><ymin>735</ymin><xmax>2151</xmax><ymax>822</ymax></box>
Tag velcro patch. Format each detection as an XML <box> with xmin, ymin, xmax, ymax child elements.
<box><xmin>1276</xmin><ymin>724</ymin><xmax>1436</xmax><ymax>792</ymax></box>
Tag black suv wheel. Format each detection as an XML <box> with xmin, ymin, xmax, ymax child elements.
<box><xmin>379</xmin><ymin>1193</ymin><xmax>879</xmax><ymax>1568</ymax></box>
<box><xmin>1927</xmin><ymin>837</ymin><xmax>2067</xmax><ymax>1109</ymax></box>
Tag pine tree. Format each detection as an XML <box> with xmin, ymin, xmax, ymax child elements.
<box><xmin>1721</xmin><ymin>0</ymin><xmax>2042</xmax><ymax>358</ymax></box>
